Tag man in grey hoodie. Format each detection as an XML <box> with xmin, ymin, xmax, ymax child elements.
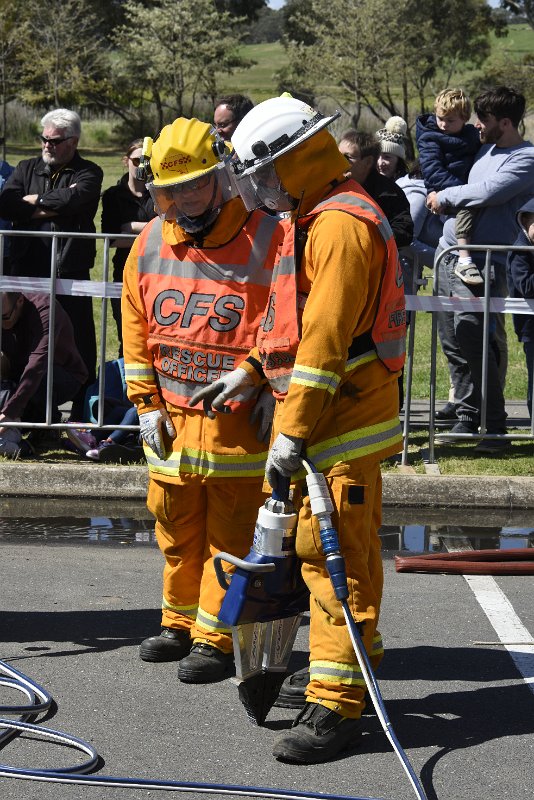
<box><xmin>426</xmin><ymin>86</ymin><xmax>534</xmax><ymax>453</ymax></box>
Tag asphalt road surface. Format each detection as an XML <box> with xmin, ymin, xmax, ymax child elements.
<box><xmin>1</xmin><ymin>520</ymin><xmax>533</xmax><ymax>800</ymax></box>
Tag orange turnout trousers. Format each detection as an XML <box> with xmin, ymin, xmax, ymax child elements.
<box><xmin>147</xmin><ymin>473</ymin><xmax>267</xmax><ymax>653</ymax></box>
<box><xmin>292</xmin><ymin>459</ymin><xmax>384</xmax><ymax>718</ymax></box>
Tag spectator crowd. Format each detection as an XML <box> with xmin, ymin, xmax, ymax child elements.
<box><xmin>0</xmin><ymin>85</ymin><xmax>532</xmax><ymax>462</ymax></box>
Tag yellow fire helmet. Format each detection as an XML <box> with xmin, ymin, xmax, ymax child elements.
<box><xmin>145</xmin><ymin>117</ymin><xmax>237</xmax><ymax>229</ymax></box>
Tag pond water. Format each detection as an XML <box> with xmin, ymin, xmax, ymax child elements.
<box><xmin>1</xmin><ymin>498</ymin><xmax>533</xmax><ymax>553</ymax></box>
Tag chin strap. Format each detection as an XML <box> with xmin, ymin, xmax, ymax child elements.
<box><xmin>177</xmin><ymin>206</ymin><xmax>220</xmax><ymax>234</ymax></box>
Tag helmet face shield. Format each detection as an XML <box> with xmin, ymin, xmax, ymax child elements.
<box><xmin>234</xmin><ymin>161</ymin><xmax>296</xmax><ymax>212</ymax></box>
<box><xmin>148</xmin><ymin>162</ymin><xmax>237</xmax><ymax>222</ymax></box>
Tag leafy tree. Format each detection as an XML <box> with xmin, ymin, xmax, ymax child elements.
<box><xmin>214</xmin><ymin>0</ymin><xmax>267</xmax><ymax>21</ymax></box>
<box><xmin>0</xmin><ymin>0</ymin><xmax>25</xmax><ymax>157</ymax></box>
<box><xmin>17</xmin><ymin>0</ymin><xmax>110</xmax><ymax>108</ymax></box>
<box><xmin>112</xmin><ymin>0</ymin><xmax>252</xmax><ymax>129</ymax></box>
<box><xmin>501</xmin><ymin>0</ymin><xmax>534</xmax><ymax>28</ymax></box>
<box><xmin>279</xmin><ymin>0</ymin><xmax>498</xmax><ymax>148</ymax></box>
<box><xmin>245</xmin><ymin>7</ymin><xmax>284</xmax><ymax>44</ymax></box>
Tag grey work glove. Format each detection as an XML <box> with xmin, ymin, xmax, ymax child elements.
<box><xmin>139</xmin><ymin>408</ymin><xmax>176</xmax><ymax>459</ymax></box>
<box><xmin>265</xmin><ymin>432</ymin><xmax>304</xmax><ymax>489</ymax></box>
<box><xmin>188</xmin><ymin>367</ymin><xmax>254</xmax><ymax>419</ymax></box>
<box><xmin>249</xmin><ymin>389</ymin><xmax>276</xmax><ymax>444</ymax></box>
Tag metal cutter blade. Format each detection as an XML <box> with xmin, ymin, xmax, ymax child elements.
<box><xmin>231</xmin><ymin>615</ymin><xmax>302</xmax><ymax>725</ymax></box>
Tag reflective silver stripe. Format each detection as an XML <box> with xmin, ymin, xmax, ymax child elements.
<box><xmin>124</xmin><ymin>363</ymin><xmax>157</xmax><ymax>380</ymax></box>
<box><xmin>345</xmin><ymin>351</ymin><xmax>377</xmax><ymax>371</ymax></box>
<box><xmin>138</xmin><ymin>214</ymin><xmax>279</xmax><ymax>286</ymax></box>
<box><xmin>307</xmin><ymin>419</ymin><xmax>403</xmax><ymax>469</ymax></box>
<box><xmin>158</xmin><ymin>372</ymin><xmax>207</xmax><ymax>399</ymax></box>
<box><xmin>162</xmin><ymin>596</ymin><xmax>198</xmax><ymax>617</ymax></box>
<box><xmin>291</xmin><ymin>366</ymin><xmax>340</xmax><ymax>394</ymax></box>
<box><xmin>275</xmin><ymin>253</ymin><xmax>296</xmax><ymax>276</ymax></box>
<box><xmin>195</xmin><ymin>607</ymin><xmax>231</xmax><ymax>634</ymax></box>
<box><xmin>372</xmin><ymin>634</ymin><xmax>384</xmax><ymax>653</ymax></box>
<box><xmin>375</xmin><ymin>338</ymin><xmax>406</xmax><ymax>360</ymax></box>
<box><xmin>145</xmin><ymin>448</ymin><xmax>268</xmax><ymax>478</ymax></box>
<box><xmin>313</xmin><ymin>192</ymin><xmax>394</xmax><ymax>244</ymax></box>
<box><xmin>310</xmin><ymin>661</ymin><xmax>366</xmax><ymax>686</ymax></box>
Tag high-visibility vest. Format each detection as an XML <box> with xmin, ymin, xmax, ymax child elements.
<box><xmin>257</xmin><ymin>185</ymin><xmax>406</xmax><ymax>397</ymax></box>
<box><xmin>136</xmin><ymin>213</ymin><xmax>282</xmax><ymax>409</ymax></box>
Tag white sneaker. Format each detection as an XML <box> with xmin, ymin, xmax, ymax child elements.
<box><xmin>454</xmin><ymin>263</ymin><xmax>484</xmax><ymax>286</ymax></box>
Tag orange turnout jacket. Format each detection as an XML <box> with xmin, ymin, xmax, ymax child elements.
<box><xmin>122</xmin><ymin>197</ymin><xmax>284</xmax><ymax>483</ymax></box>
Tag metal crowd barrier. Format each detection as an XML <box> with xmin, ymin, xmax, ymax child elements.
<box><xmin>1</xmin><ymin>231</ymin><xmax>533</xmax><ymax>462</ymax></box>
<box><xmin>0</xmin><ymin>229</ymin><xmax>137</xmax><ymax>435</ymax></box>
<box><xmin>402</xmin><ymin>243</ymin><xmax>534</xmax><ymax>466</ymax></box>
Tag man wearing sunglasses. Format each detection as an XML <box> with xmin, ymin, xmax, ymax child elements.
<box><xmin>0</xmin><ymin>108</ymin><xmax>103</xmax><ymax>420</ymax></box>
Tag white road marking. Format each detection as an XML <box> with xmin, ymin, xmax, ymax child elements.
<box><xmin>446</xmin><ymin>538</ymin><xmax>534</xmax><ymax>691</ymax></box>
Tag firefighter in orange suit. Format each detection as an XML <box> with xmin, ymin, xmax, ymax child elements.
<box><xmin>121</xmin><ymin>117</ymin><xmax>284</xmax><ymax>682</ymax></box>
<box><xmin>191</xmin><ymin>96</ymin><xmax>405</xmax><ymax>761</ymax></box>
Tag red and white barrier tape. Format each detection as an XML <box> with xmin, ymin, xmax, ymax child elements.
<box><xmin>1</xmin><ymin>276</ymin><xmax>533</xmax><ymax>314</ymax></box>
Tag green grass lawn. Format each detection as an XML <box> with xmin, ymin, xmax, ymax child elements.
<box><xmin>218</xmin><ymin>42</ymin><xmax>289</xmax><ymax>102</ymax></box>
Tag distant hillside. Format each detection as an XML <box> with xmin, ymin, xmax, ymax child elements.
<box><xmin>219</xmin><ymin>24</ymin><xmax>534</xmax><ymax>109</ymax></box>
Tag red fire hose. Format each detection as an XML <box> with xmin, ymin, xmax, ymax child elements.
<box><xmin>395</xmin><ymin>548</ymin><xmax>534</xmax><ymax>575</ymax></box>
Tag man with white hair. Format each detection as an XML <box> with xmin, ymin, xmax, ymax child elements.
<box><xmin>0</xmin><ymin>108</ymin><xmax>103</xmax><ymax>419</ymax></box>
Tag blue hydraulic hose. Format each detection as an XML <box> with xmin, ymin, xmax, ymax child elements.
<box><xmin>0</xmin><ymin>657</ymin><xmax>386</xmax><ymax>799</ymax></box>
<box><xmin>300</xmin><ymin>456</ymin><xmax>429</xmax><ymax>800</ymax></box>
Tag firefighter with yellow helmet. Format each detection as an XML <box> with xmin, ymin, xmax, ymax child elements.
<box><xmin>191</xmin><ymin>96</ymin><xmax>406</xmax><ymax>762</ymax></box>
<box><xmin>121</xmin><ymin>117</ymin><xmax>284</xmax><ymax>681</ymax></box>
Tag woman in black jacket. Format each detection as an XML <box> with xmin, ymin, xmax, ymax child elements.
<box><xmin>101</xmin><ymin>139</ymin><xmax>156</xmax><ymax>356</ymax></box>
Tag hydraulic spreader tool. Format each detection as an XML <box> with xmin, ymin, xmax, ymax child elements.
<box><xmin>214</xmin><ymin>474</ymin><xmax>309</xmax><ymax>725</ymax></box>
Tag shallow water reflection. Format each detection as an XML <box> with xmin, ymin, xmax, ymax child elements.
<box><xmin>0</xmin><ymin>498</ymin><xmax>533</xmax><ymax>552</ymax></box>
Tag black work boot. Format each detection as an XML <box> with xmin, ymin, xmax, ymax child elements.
<box><xmin>177</xmin><ymin>642</ymin><xmax>234</xmax><ymax>683</ymax></box>
<box><xmin>272</xmin><ymin>703</ymin><xmax>362</xmax><ymax>764</ymax></box>
<box><xmin>275</xmin><ymin>667</ymin><xmax>373</xmax><ymax>716</ymax></box>
<box><xmin>274</xmin><ymin>666</ymin><xmax>308</xmax><ymax>708</ymax></box>
<box><xmin>139</xmin><ymin>627</ymin><xmax>191</xmax><ymax>662</ymax></box>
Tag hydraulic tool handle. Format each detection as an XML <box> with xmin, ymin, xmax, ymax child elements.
<box><xmin>272</xmin><ymin>474</ymin><xmax>290</xmax><ymax>502</ymax></box>
<box><xmin>213</xmin><ymin>551</ymin><xmax>276</xmax><ymax>591</ymax></box>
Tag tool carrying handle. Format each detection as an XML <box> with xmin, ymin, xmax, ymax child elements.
<box><xmin>213</xmin><ymin>551</ymin><xmax>276</xmax><ymax>591</ymax></box>
<box><xmin>272</xmin><ymin>473</ymin><xmax>290</xmax><ymax>502</ymax></box>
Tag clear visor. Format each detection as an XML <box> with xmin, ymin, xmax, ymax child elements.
<box><xmin>147</xmin><ymin>163</ymin><xmax>237</xmax><ymax>221</ymax></box>
<box><xmin>233</xmin><ymin>162</ymin><xmax>295</xmax><ymax>213</ymax></box>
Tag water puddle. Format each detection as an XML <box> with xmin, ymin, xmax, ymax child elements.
<box><xmin>0</xmin><ymin>499</ymin><xmax>532</xmax><ymax>552</ymax></box>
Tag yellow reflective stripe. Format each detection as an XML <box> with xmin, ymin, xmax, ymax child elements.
<box><xmin>310</xmin><ymin>659</ymin><xmax>366</xmax><ymax>687</ymax></box>
<box><xmin>195</xmin><ymin>606</ymin><xmax>231</xmax><ymax>635</ymax></box>
<box><xmin>307</xmin><ymin>418</ymin><xmax>402</xmax><ymax>471</ymax></box>
<box><xmin>144</xmin><ymin>445</ymin><xmax>268</xmax><ymax>478</ymax></box>
<box><xmin>291</xmin><ymin>363</ymin><xmax>341</xmax><ymax>395</ymax></box>
<box><xmin>372</xmin><ymin>633</ymin><xmax>384</xmax><ymax>655</ymax></box>
<box><xmin>125</xmin><ymin>362</ymin><xmax>156</xmax><ymax>380</ymax></box>
<box><xmin>344</xmin><ymin>351</ymin><xmax>377</xmax><ymax>372</ymax></box>
<box><xmin>162</xmin><ymin>597</ymin><xmax>197</xmax><ymax>618</ymax></box>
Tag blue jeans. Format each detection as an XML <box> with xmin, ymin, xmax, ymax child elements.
<box><xmin>436</xmin><ymin>251</ymin><xmax>507</xmax><ymax>431</ymax></box>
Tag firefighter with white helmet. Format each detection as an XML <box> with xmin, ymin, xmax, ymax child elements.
<box><xmin>191</xmin><ymin>96</ymin><xmax>406</xmax><ymax>762</ymax></box>
<box><xmin>121</xmin><ymin>117</ymin><xmax>284</xmax><ymax>682</ymax></box>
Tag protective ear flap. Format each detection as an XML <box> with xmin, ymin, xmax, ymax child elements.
<box><xmin>136</xmin><ymin>134</ymin><xmax>156</xmax><ymax>182</ymax></box>
<box><xmin>211</xmin><ymin>135</ymin><xmax>226</xmax><ymax>159</ymax></box>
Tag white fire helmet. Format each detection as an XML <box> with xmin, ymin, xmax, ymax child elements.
<box><xmin>230</xmin><ymin>95</ymin><xmax>339</xmax><ymax>211</ymax></box>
